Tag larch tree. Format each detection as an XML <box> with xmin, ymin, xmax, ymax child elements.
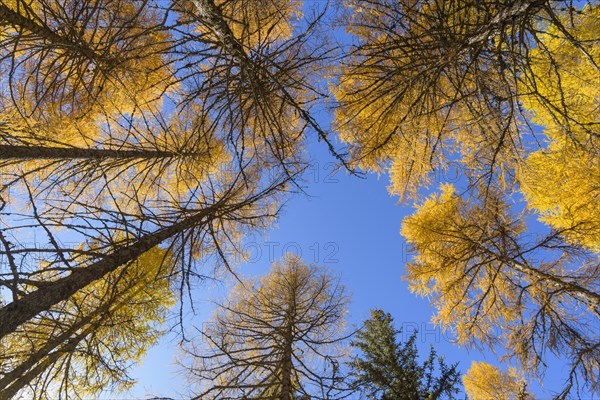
<box><xmin>183</xmin><ymin>254</ymin><xmax>351</xmax><ymax>400</ymax></box>
<box><xmin>0</xmin><ymin>166</ymin><xmax>292</xmax><ymax>339</ymax></box>
<box><xmin>0</xmin><ymin>0</ymin><xmax>173</xmax><ymax>150</ymax></box>
<box><xmin>334</xmin><ymin>0</ymin><xmax>598</xmax><ymax>197</ymax></box>
<box><xmin>334</xmin><ymin>0</ymin><xmax>600</xmax><ymax>396</ymax></box>
<box><xmin>463</xmin><ymin>361</ymin><xmax>532</xmax><ymax>400</ymax></box>
<box><xmin>349</xmin><ymin>309</ymin><xmax>461</xmax><ymax>400</ymax></box>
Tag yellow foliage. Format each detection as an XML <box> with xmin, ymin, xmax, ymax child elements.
<box><xmin>333</xmin><ymin>74</ymin><xmax>447</xmax><ymax>200</ymax></box>
<box><xmin>521</xmin><ymin>5</ymin><xmax>600</xmax><ymax>140</ymax></box>
<box><xmin>463</xmin><ymin>362</ymin><xmax>531</xmax><ymax>400</ymax></box>
<box><xmin>517</xmin><ymin>5</ymin><xmax>600</xmax><ymax>252</ymax></box>
<box><xmin>401</xmin><ymin>182</ymin><xmax>600</xmax><ymax>388</ymax></box>
<box><xmin>334</xmin><ymin>0</ymin><xmax>523</xmax><ymax>201</ymax></box>
<box><xmin>401</xmin><ymin>185</ymin><xmax>524</xmax><ymax>345</ymax></box>
<box><xmin>519</xmin><ymin>137</ymin><xmax>600</xmax><ymax>252</ymax></box>
<box><xmin>1</xmin><ymin>246</ymin><xmax>176</xmax><ymax>399</ymax></box>
<box><xmin>1</xmin><ymin>0</ymin><xmax>174</xmax><ymax>147</ymax></box>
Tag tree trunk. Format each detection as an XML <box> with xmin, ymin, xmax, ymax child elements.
<box><xmin>280</xmin><ymin>276</ymin><xmax>297</xmax><ymax>400</ymax></box>
<box><xmin>464</xmin><ymin>0</ymin><xmax>548</xmax><ymax>47</ymax></box>
<box><xmin>190</xmin><ymin>0</ymin><xmax>249</xmax><ymax>64</ymax></box>
<box><xmin>280</xmin><ymin>323</ymin><xmax>294</xmax><ymax>400</ymax></box>
<box><xmin>0</xmin><ymin>204</ymin><xmax>218</xmax><ymax>340</ymax></box>
<box><xmin>0</xmin><ymin>145</ymin><xmax>179</xmax><ymax>160</ymax></box>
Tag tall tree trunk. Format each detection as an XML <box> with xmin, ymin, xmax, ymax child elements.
<box><xmin>280</xmin><ymin>323</ymin><xmax>294</xmax><ymax>400</ymax></box>
<box><xmin>0</xmin><ymin>145</ymin><xmax>180</xmax><ymax>160</ymax></box>
<box><xmin>190</xmin><ymin>0</ymin><xmax>249</xmax><ymax>64</ymax></box>
<box><xmin>464</xmin><ymin>0</ymin><xmax>548</xmax><ymax>47</ymax></box>
<box><xmin>0</xmin><ymin>204</ymin><xmax>219</xmax><ymax>340</ymax></box>
<box><xmin>280</xmin><ymin>277</ymin><xmax>297</xmax><ymax>400</ymax></box>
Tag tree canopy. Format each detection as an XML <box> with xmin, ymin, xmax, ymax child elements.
<box><xmin>0</xmin><ymin>0</ymin><xmax>597</xmax><ymax>397</ymax></box>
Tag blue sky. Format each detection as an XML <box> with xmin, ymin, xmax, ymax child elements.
<box><xmin>102</xmin><ymin>135</ymin><xmax>595</xmax><ymax>399</ymax></box>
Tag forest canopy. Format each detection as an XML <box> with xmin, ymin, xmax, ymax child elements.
<box><xmin>0</xmin><ymin>0</ymin><xmax>598</xmax><ymax>398</ymax></box>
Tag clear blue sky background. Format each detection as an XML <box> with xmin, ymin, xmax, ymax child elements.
<box><xmin>102</xmin><ymin>136</ymin><xmax>594</xmax><ymax>399</ymax></box>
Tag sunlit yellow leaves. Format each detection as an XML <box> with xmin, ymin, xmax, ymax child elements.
<box><xmin>463</xmin><ymin>362</ymin><xmax>531</xmax><ymax>400</ymax></box>
<box><xmin>516</xmin><ymin>5</ymin><xmax>600</xmax><ymax>253</ymax></box>
<box><xmin>401</xmin><ymin>185</ymin><xmax>525</xmax><ymax>345</ymax></box>
<box><xmin>0</xmin><ymin>0</ymin><xmax>174</xmax><ymax>147</ymax></box>
<box><xmin>520</xmin><ymin>138</ymin><xmax>600</xmax><ymax>252</ymax></box>
<box><xmin>333</xmin><ymin>0</ymin><xmax>526</xmax><ymax>201</ymax></box>
<box><xmin>0</xmin><ymin>246</ymin><xmax>176</xmax><ymax>399</ymax></box>
<box><xmin>521</xmin><ymin>5</ymin><xmax>600</xmax><ymax>140</ymax></box>
<box><xmin>401</xmin><ymin>180</ymin><xmax>600</xmax><ymax>391</ymax></box>
<box><xmin>333</xmin><ymin>61</ymin><xmax>453</xmax><ymax>201</ymax></box>
<box><xmin>335</xmin><ymin>1</ymin><xmax>600</xmax><ymax>209</ymax></box>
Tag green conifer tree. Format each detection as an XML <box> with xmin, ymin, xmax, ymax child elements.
<box><xmin>350</xmin><ymin>309</ymin><xmax>461</xmax><ymax>400</ymax></box>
